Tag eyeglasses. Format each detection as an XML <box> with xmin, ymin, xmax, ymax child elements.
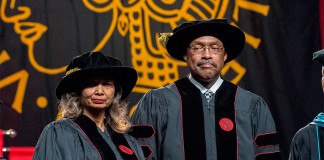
<box><xmin>188</xmin><ymin>45</ymin><xmax>224</xmax><ymax>54</ymax></box>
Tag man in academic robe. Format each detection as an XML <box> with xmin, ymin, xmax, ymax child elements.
<box><xmin>130</xmin><ymin>19</ymin><xmax>281</xmax><ymax>160</ymax></box>
<box><xmin>289</xmin><ymin>49</ymin><xmax>324</xmax><ymax>160</ymax></box>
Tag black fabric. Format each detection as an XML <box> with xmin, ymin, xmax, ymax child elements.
<box><xmin>313</xmin><ymin>49</ymin><xmax>324</xmax><ymax>65</ymax></box>
<box><xmin>255</xmin><ymin>132</ymin><xmax>280</xmax><ymax>147</ymax></box>
<box><xmin>255</xmin><ymin>152</ymin><xmax>281</xmax><ymax>160</ymax></box>
<box><xmin>129</xmin><ymin>125</ymin><xmax>155</xmax><ymax>139</ymax></box>
<box><xmin>175</xmin><ymin>78</ymin><xmax>207</xmax><ymax>160</ymax></box>
<box><xmin>108</xmin><ymin>126</ymin><xmax>138</xmax><ymax>160</ymax></box>
<box><xmin>166</xmin><ymin>18</ymin><xmax>245</xmax><ymax>62</ymax></box>
<box><xmin>214</xmin><ymin>80</ymin><xmax>238</xmax><ymax>160</ymax></box>
<box><xmin>74</xmin><ymin>115</ymin><xmax>117</xmax><ymax>160</ymax></box>
<box><xmin>56</xmin><ymin>51</ymin><xmax>137</xmax><ymax>100</ymax></box>
<box><xmin>128</xmin><ymin>123</ymin><xmax>155</xmax><ymax>159</ymax></box>
<box><xmin>320</xmin><ymin>126</ymin><xmax>324</xmax><ymax>160</ymax></box>
<box><xmin>140</xmin><ymin>145</ymin><xmax>153</xmax><ymax>159</ymax></box>
<box><xmin>289</xmin><ymin>124</ymin><xmax>324</xmax><ymax>159</ymax></box>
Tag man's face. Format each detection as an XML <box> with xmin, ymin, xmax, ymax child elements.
<box><xmin>184</xmin><ymin>36</ymin><xmax>227</xmax><ymax>85</ymax></box>
<box><xmin>321</xmin><ymin>66</ymin><xmax>324</xmax><ymax>93</ymax></box>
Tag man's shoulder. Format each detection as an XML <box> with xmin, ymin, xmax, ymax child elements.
<box><xmin>292</xmin><ymin>124</ymin><xmax>315</xmax><ymax>143</ymax></box>
<box><xmin>235</xmin><ymin>85</ymin><xmax>261</xmax><ymax>100</ymax></box>
<box><xmin>298</xmin><ymin>124</ymin><xmax>314</xmax><ymax>133</ymax></box>
<box><xmin>145</xmin><ymin>81</ymin><xmax>179</xmax><ymax>94</ymax></box>
<box><xmin>139</xmin><ymin>82</ymin><xmax>179</xmax><ymax>103</ymax></box>
<box><xmin>234</xmin><ymin>85</ymin><xmax>270</xmax><ymax>112</ymax></box>
<box><xmin>220</xmin><ymin>80</ymin><xmax>259</xmax><ymax>97</ymax></box>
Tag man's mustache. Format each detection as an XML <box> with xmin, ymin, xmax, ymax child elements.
<box><xmin>197</xmin><ymin>60</ymin><xmax>217</xmax><ymax>68</ymax></box>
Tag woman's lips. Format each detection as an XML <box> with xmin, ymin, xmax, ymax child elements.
<box><xmin>92</xmin><ymin>99</ymin><xmax>105</xmax><ymax>104</ymax></box>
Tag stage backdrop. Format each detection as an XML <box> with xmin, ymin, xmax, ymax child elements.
<box><xmin>0</xmin><ymin>0</ymin><xmax>323</xmax><ymax>159</ymax></box>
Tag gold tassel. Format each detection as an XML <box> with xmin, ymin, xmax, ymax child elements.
<box><xmin>158</xmin><ymin>32</ymin><xmax>173</xmax><ymax>48</ymax></box>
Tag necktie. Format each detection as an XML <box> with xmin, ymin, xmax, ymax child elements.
<box><xmin>204</xmin><ymin>90</ymin><xmax>214</xmax><ymax>103</ymax></box>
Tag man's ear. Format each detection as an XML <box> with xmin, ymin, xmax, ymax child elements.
<box><xmin>183</xmin><ymin>54</ymin><xmax>188</xmax><ymax>62</ymax></box>
<box><xmin>224</xmin><ymin>52</ymin><xmax>228</xmax><ymax>62</ymax></box>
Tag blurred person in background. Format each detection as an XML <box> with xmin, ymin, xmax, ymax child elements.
<box><xmin>289</xmin><ymin>49</ymin><xmax>324</xmax><ymax>160</ymax></box>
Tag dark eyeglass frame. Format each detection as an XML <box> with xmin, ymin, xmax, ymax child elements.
<box><xmin>188</xmin><ymin>45</ymin><xmax>224</xmax><ymax>54</ymax></box>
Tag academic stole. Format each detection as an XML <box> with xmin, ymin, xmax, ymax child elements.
<box><xmin>175</xmin><ymin>79</ymin><xmax>237</xmax><ymax>160</ymax></box>
<box><xmin>74</xmin><ymin>115</ymin><xmax>138</xmax><ymax>160</ymax></box>
<box><xmin>310</xmin><ymin>113</ymin><xmax>324</xmax><ymax>160</ymax></box>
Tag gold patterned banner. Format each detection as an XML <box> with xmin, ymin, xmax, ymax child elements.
<box><xmin>0</xmin><ymin>1</ymin><xmax>322</xmax><ymax>159</ymax></box>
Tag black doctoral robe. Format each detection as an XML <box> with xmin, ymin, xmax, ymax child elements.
<box><xmin>131</xmin><ymin>78</ymin><xmax>280</xmax><ymax>160</ymax></box>
<box><xmin>33</xmin><ymin>115</ymin><xmax>145</xmax><ymax>160</ymax></box>
<box><xmin>289</xmin><ymin>112</ymin><xmax>324</xmax><ymax>160</ymax></box>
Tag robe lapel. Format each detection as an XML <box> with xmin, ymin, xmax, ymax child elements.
<box><xmin>214</xmin><ymin>80</ymin><xmax>238</xmax><ymax>160</ymax></box>
<box><xmin>175</xmin><ymin>78</ymin><xmax>238</xmax><ymax>160</ymax></box>
<box><xmin>74</xmin><ymin>115</ymin><xmax>117</xmax><ymax>160</ymax></box>
<box><xmin>175</xmin><ymin>78</ymin><xmax>207</xmax><ymax>160</ymax></box>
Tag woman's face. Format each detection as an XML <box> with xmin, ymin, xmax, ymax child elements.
<box><xmin>80</xmin><ymin>78</ymin><xmax>115</xmax><ymax>112</ymax></box>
